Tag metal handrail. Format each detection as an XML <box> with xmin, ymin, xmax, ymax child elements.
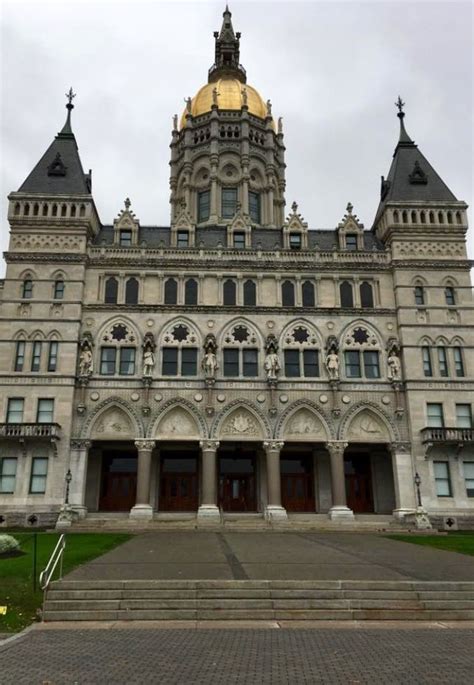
<box><xmin>39</xmin><ymin>534</ymin><xmax>66</xmax><ymax>591</ymax></box>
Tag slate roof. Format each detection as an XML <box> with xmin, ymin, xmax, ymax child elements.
<box><xmin>93</xmin><ymin>225</ymin><xmax>384</xmax><ymax>251</ymax></box>
<box><xmin>373</xmin><ymin>112</ymin><xmax>457</xmax><ymax>226</ymax></box>
<box><xmin>17</xmin><ymin>107</ymin><xmax>91</xmax><ymax>195</ymax></box>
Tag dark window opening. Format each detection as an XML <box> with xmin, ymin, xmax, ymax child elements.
<box><xmin>223</xmin><ymin>279</ymin><xmax>236</xmax><ymax>306</ymax></box>
<box><xmin>340</xmin><ymin>281</ymin><xmax>354</xmax><ymax>307</ymax></box>
<box><xmin>198</xmin><ymin>190</ymin><xmax>210</xmax><ymax>223</ymax></box>
<box><xmin>125</xmin><ymin>278</ymin><xmax>139</xmax><ymax>305</ymax></box>
<box><xmin>243</xmin><ymin>280</ymin><xmax>256</xmax><ymax>306</ymax></box>
<box><xmin>162</xmin><ymin>347</ymin><xmax>178</xmax><ymax>375</ymax></box>
<box><xmin>100</xmin><ymin>347</ymin><xmax>116</xmax><ymax>375</ymax></box>
<box><xmin>233</xmin><ymin>232</ymin><xmax>246</xmax><ymax>249</ymax></box>
<box><xmin>164</xmin><ymin>278</ymin><xmax>178</xmax><ymax>305</ymax></box>
<box><xmin>177</xmin><ymin>231</ymin><xmax>189</xmax><ymax>248</ymax></box>
<box><xmin>289</xmin><ymin>233</ymin><xmax>301</xmax><ymax>250</ymax></box>
<box><xmin>249</xmin><ymin>192</ymin><xmax>261</xmax><ymax>223</ymax></box>
<box><xmin>282</xmin><ymin>280</ymin><xmax>295</xmax><ymax>306</ymax></box>
<box><xmin>223</xmin><ymin>349</ymin><xmax>239</xmax><ymax>377</ymax></box>
<box><xmin>184</xmin><ymin>278</ymin><xmax>198</xmax><ymax>305</ymax></box>
<box><xmin>302</xmin><ymin>281</ymin><xmax>315</xmax><ymax>307</ymax></box>
<box><xmin>104</xmin><ymin>277</ymin><xmax>118</xmax><ymax>304</ymax></box>
<box><xmin>360</xmin><ymin>281</ymin><xmax>374</xmax><ymax>308</ymax></box>
<box><xmin>346</xmin><ymin>234</ymin><xmax>358</xmax><ymax>251</ymax></box>
<box><xmin>119</xmin><ymin>230</ymin><xmax>132</xmax><ymax>247</ymax></box>
<box><xmin>222</xmin><ymin>188</ymin><xmax>237</xmax><ymax>219</ymax></box>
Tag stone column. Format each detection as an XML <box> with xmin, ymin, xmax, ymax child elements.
<box><xmin>263</xmin><ymin>441</ymin><xmax>288</xmax><ymax>521</ymax></box>
<box><xmin>130</xmin><ymin>439</ymin><xmax>155</xmax><ymax>520</ymax></box>
<box><xmin>390</xmin><ymin>442</ymin><xmax>417</xmax><ymax>519</ymax></box>
<box><xmin>68</xmin><ymin>439</ymin><xmax>91</xmax><ymax>519</ymax></box>
<box><xmin>327</xmin><ymin>441</ymin><xmax>354</xmax><ymax>520</ymax></box>
<box><xmin>198</xmin><ymin>440</ymin><xmax>220</xmax><ymax>522</ymax></box>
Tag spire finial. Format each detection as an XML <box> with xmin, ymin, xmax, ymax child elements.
<box><xmin>66</xmin><ymin>87</ymin><xmax>76</xmax><ymax>109</ymax></box>
<box><xmin>59</xmin><ymin>87</ymin><xmax>76</xmax><ymax>137</ymax></box>
<box><xmin>346</xmin><ymin>202</ymin><xmax>353</xmax><ymax>215</ymax></box>
<box><xmin>395</xmin><ymin>96</ymin><xmax>405</xmax><ymax>116</ymax></box>
<box><xmin>394</xmin><ymin>95</ymin><xmax>414</xmax><ymax>145</ymax></box>
<box><xmin>124</xmin><ymin>198</ymin><xmax>131</xmax><ymax>210</ymax></box>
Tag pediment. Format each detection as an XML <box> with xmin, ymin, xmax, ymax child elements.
<box><xmin>283</xmin><ymin>409</ymin><xmax>325</xmax><ymax>440</ymax></box>
<box><xmin>92</xmin><ymin>407</ymin><xmax>133</xmax><ymax>439</ymax></box>
<box><xmin>156</xmin><ymin>408</ymin><xmax>200</xmax><ymax>439</ymax></box>
<box><xmin>347</xmin><ymin>411</ymin><xmax>390</xmax><ymax>442</ymax></box>
<box><xmin>220</xmin><ymin>409</ymin><xmax>263</xmax><ymax>439</ymax></box>
<box><xmin>284</xmin><ymin>202</ymin><xmax>308</xmax><ymax>231</ymax></box>
<box><xmin>229</xmin><ymin>210</ymin><xmax>251</xmax><ymax>231</ymax></box>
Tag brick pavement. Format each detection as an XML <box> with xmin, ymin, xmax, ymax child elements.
<box><xmin>1</xmin><ymin>625</ymin><xmax>473</xmax><ymax>684</ymax></box>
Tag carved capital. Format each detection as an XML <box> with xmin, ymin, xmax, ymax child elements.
<box><xmin>389</xmin><ymin>441</ymin><xmax>411</xmax><ymax>456</ymax></box>
<box><xmin>134</xmin><ymin>439</ymin><xmax>155</xmax><ymax>452</ymax></box>
<box><xmin>70</xmin><ymin>439</ymin><xmax>91</xmax><ymax>451</ymax></box>
<box><xmin>200</xmin><ymin>440</ymin><xmax>220</xmax><ymax>452</ymax></box>
<box><xmin>326</xmin><ymin>441</ymin><xmax>348</xmax><ymax>457</ymax></box>
<box><xmin>263</xmin><ymin>440</ymin><xmax>284</xmax><ymax>453</ymax></box>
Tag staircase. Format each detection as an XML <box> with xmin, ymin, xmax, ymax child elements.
<box><xmin>43</xmin><ymin>580</ymin><xmax>474</xmax><ymax>622</ymax></box>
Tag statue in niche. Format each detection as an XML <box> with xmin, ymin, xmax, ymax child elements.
<box><xmin>264</xmin><ymin>333</ymin><xmax>280</xmax><ymax>381</ymax></box>
<box><xmin>325</xmin><ymin>350</ymin><xmax>339</xmax><ymax>380</ymax></box>
<box><xmin>142</xmin><ymin>332</ymin><xmax>156</xmax><ymax>378</ymax></box>
<box><xmin>202</xmin><ymin>333</ymin><xmax>219</xmax><ymax>379</ymax></box>
<box><xmin>387</xmin><ymin>350</ymin><xmax>402</xmax><ymax>382</ymax></box>
<box><xmin>78</xmin><ymin>338</ymin><xmax>93</xmax><ymax>377</ymax></box>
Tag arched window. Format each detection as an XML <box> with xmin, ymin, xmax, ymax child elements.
<box><xmin>164</xmin><ymin>278</ymin><xmax>178</xmax><ymax>305</ymax></box>
<box><xmin>223</xmin><ymin>279</ymin><xmax>236</xmax><ymax>306</ymax></box>
<box><xmin>429</xmin><ymin>211</ymin><xmax>435</xmax><ymax>223</ymax></box>
<box><xmin>302</xmin><ymin>281</ymin><xmax>315</xmax><ymax>307</ymax></box>
<box><xmin>360</xmin><ymin>282</ymin><xmax>374</xmax><ymax>308</ymax></box>
<box><xmin>282</xmin><ymin>324</ymin><xmax>320</xmax><ymax>378</ymax></box>
<box><xmin>340</xmin><ymin>281</ymin><xmax>353</xmax><ymax>308</ymax></box>
<box><xmin>53</xmin><ymin>280</ymin><xmax>65</xmax><ymax>300</ymax></box>
<box><xmin>24</xmin><ymin>203</ymin><xmax>30</xmax><ymax>216</ymax></box>
<box><xmin>14</xmin><ymin>203</ymin><xmax>20</xmax><ymax>216</ymax></box>
<box><xmin>402</xmin><ymin>210</ymin><xmax>408</xmax><ymax>224</ymax></box>
<box><xmin>61</xmin><ymin>204</ymin><xmax>67</xmax><ymax>217</ymax></box>
<box><xmin>70</xmin><ymin>205</ymin><xmax>77</xmax><ymax>218</ymax></box>
<box><xmin>222</xmin><ymin>323</ymin><xmax>259</xmax><ymax>378</ymax></box>
<box><xmin>447</xmin><ymin>211</ymin><xmax>453</xmax><ymax>224</ymax></box>
<box><xmin>125</xmin><ymin>277</ymin><xmax>139</xmax><ymax>305</ymax></box>
<box><xmin>22</xmin><ymin>279</ymin><xmax>33</xmax><ymax>299</ymax></box>
<box><xmin>161</xmin><ymin>322</ymin><xmax>199</xmax><ymax>377</ymax></box>
<box><xmin>420</xmin><ymin>211</ymin><xmax>426</xmax><ymax>224</ymax></box>
<box><xmin>438</xmin><ymin>211</ymin><xmax>444</xmax><ymax>224</ymax></box>
<box><xmin>243</xmin><ymin>280</ymin><xmax>256</xmax><ymax>307</ymax></box>
<box><xmin>79</xmin><ymin>204</ymin><xmax>86</xmax><ymax>218</ymax></box>
<box><xmin>282</xmin><ymin>280</ymin><xmax>295</xmax><ymax>307</ymax></box>
<box><xmin>42</xmin><ymin>203</ymin><xmax>48</xmax><ymax>217</ymax></box>
<box><xmin>33</xmin><ymin>203</ymin><xmax>39</xmax><ymax>216</ymax></box>
<box><xmin>393</xmin><ymin>210</ymin><xmax>399</xmax><ymax>223</ymax></box>
<box><xmin>343</xmin><ymin>325</ymin><xmax>381</xmax><ymax>379</ymax></box>
<box><xmin>414</xmin><ymin>284</ymin><xmax>425</xmax><ymax>306</ymax></box>
<box><xmin>445</xmin><ymin>286</ymin><xmax>456</xmax><ymax>306</ymax></box>
<box><xmin>411</xmin><ymin>210</ymin><xmax>417</xmax><ymax>223</ymax></box>
<box><xmin>100</xmin><ymin>322</ymin><xmax>137</xmax><ymax>376</ymax></box>
<box><xmin>456</xmin><ymin>211</ymin><xmax>462</xmax><ymax>225</ymax></box>
<box><xmin>184</xmin><ymin>278</ymin><xmax>198</xmax><ymax>305</ymax></box>
<box><xmin>104</xmin><ymin>277</ymin><xmax>118</xmax><ymax>304</ymax></box>
<box><xmin>52</xmin><ymin>204</ymin><xmax>58</xmax><ymax>217</ymax></box>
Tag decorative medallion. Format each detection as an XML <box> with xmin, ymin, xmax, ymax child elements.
<box><xmin>85</xmin><ymin>318</ymin><xmax>95</xmax><ymax>328</ymax></box>
<box><xmin>279</xmin><ymin>394</ymin><xmax>289</xmax><ymax>403</ymax></box>
<box><xmin>342</xmin><ymin>395</ymin><xmax>351</xmax><ymax>404</ymax></box>
<box><xmin>154</xmin><ymin>394</ymin><xmax>163</xmax><ymax>402</ymax></box>
<box><xmin>319</xmin><ymin>394</ymin><xmax>328</xmax><ymax>404</ymax></box>
<box><xmin>382</xmin><ymin>395</ymin><xmax>391</xmax><ymax>405</ymax></box>
<box><xmin>387</xmin><ymin>323</ymin><xmax>394</xmax><ymax>331</ymax></box>
<box><xmin>207</xmin><ymin>320</ymin><xmax>215</xmax><ymax>329</ymax></box>
<box><xmin>217</xmin><ymin>394</ymin><xmax>226</xmax><ymax>402</ymax></box>
<box><xmin>147</xmin><ymin>319</ymin><xmax>154</xmax><ymax>327</ymax></box>
<box><xmin>257</xmin><ymin>394</ymin><xmax>266</xmax><ymax>403</ymax></box>
<box><xmin>326</xmin><ymin>321</ymin><xmax>335</xmax><ymax>330</ymax></box>
<box><xmin>90</xmin><ymin>392</ymin><xmax>100</xmax><ymax>401</ymax></box>
<box><xmin>131</xmin><ymin>392</ymin><xmax>140</xmax><ymax>401</ymax></box>
<box><xmin>194</xmin><ymin>393</ymin><xmax>203</xmax><ymax>402</ymax></box>
<box><xmin>266</xmin><ymin>320</ymin><xmax>275</xmax><ymax>329</ymax></box>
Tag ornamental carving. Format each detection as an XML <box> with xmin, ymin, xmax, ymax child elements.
<box><xmin>347</xmin><ymin>411</ymin><xmax>389</xmax><ymax>442</ymax></box>
<box><xmin>222</xmin><ymin>410</ymin><xmax>260</xmax><ymax>437</ymax></box>
<box><xmin>286</xmin><ymin>409</ymin><xmax>323</xmax><ymax>437</ymax></box>
<box><xmin>157</xmin><ymin>408</ymin><xmax>199</xmax><ymax>438</ymax></box>
<box><xmin>11</xmin><ymin>235</ymin><xmax>83</xmax><ymax>252</ymax></box>
<box><xmin>93</xmin><ymin>407</ymin><xmax>133</xmax><ymax>438</ymax></box>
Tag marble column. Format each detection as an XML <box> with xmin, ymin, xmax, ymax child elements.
<box><xmin>68</xmin><ymin>439</ymin><xmax>91</xmax><ymax>519</ymax></box>
<box><xmin>263</xmin><ymin>441</ymin><xmax>288</xmax><ymax>521</ymax></box>
<box><xmin>327</xmin><ymin>441</ymin><xmax>354</xmax><ymax>520</ymax></box>
<box><xmin>390</xmin><ymin>442</ymin><xmax>417</xmax><ymax>519</ymax></box>
<box><xmin>130</xmin><ymin>439</ymin><xmax>155</xmax><ymax>520</ymax></box>
<box><xmin>198</xmin><ymin>440</ymin><xmax>220</xmax><ymax>522</ymax></box>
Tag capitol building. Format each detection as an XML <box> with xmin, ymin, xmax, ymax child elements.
<box><xmin>0</xmin><ymin>7</ymin><xmax>473</xmax><ymax>530</ymax></box>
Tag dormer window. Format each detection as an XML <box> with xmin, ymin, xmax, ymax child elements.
<box><xmin>346</xmin><ymin>234</ymin><xmax>358</xmax><ymax>251</ymax></box>
<box><xmin>119</xmin><ymin>230</ymin><xmax>132</xmax><ymax>247</ymax></box>
<box><xmin>177</xmin><ymin>231</ymin><xmax>189</xmax><ymax>248</ymax></box>
<box><xmin>289</xmin><ymin>233</ymin><xmax>301</xmax><ymax>250</ymax></box>
<box><xmin>233</xmin><ymin>232</ymin><xmax>245</xmax><ymax>249</ymax></box>
<box><xmin>222</xmin><ymin>188</ymin><xmax>237</xmax><ymax>219</ymax></box>
<box><xmin>249</xmin><ymin>192</ymin><xmax>261</xmax><ymax>223</ymax></box>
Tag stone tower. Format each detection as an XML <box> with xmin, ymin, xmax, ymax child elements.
<box><xmin>169</xmin><ymin>6</ymin><xmax>286</xmax><ymax>236</ymax></box>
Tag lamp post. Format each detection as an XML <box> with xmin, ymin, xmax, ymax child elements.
<box><xmin>414</xmin><ymin>471</ymin><xmax>422</xmax><ymax>508</ymax></box>
<box><xmin>65</xmin><ymin>469</ymin><xmax>72</xmax><ymax>505</ymax></box>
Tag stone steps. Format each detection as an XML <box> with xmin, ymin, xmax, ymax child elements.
<box><xmin>43</xmin><ymin>580</ymin><xmax>474</xmax><ymax>622</ymax></box>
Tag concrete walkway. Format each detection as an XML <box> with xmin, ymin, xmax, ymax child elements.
<box><xmin>65</xmin><ymin>532</ymin><xmax>474</xmax><ymax>581</ymax></box>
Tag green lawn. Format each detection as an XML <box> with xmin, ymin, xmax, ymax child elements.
<box><xmin>388</xmin><ymin>532</ymin><xmax>474</xmax><ymax>557</ymax></box>
<box><xmin>0</xmin><ymin>532</ymin><xmax>130</xmax><ymax>633</ymax></box>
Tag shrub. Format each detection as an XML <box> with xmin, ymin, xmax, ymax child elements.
<box><xmin>0</xmin><ymin>534</ymin><xmax>20</xmax><ymax>555</ymax></box>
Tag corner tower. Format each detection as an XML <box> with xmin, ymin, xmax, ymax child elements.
<box><xmin>169</xmin><ymin>6</ymin><xmax>286</xmax><ymax>230</ymax></box>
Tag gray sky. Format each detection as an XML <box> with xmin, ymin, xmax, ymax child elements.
<box><xmin>1</xmin><ymin>0</ymin><xmax>472</xmax><ymax>278</ymax></box>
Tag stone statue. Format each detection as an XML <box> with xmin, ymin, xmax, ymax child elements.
<box><xmin>172</xmin><ymin>114</ymin><xmax>178</xmax><ymax>131</ymax></box>
<box><xmin>79</xmin><ymin>345</ymin><xmax>93</xmax><ymax>377</ymax></box>
<box><xmin>278</xmin><ymin>117</ymin><xmax>283</xmax><ymax>134</ymax></box>
<box><xmin>264</xmin><ymin>351</ymin><xmax>280</xmax><ymax>381</ymax></box>
<box><xmin>387</xmin><ymin>350</ymin><xmax>402</xmax><ymax>381</ymax></box>
<box><xmin>143</xmin><ymin>348</ymin><xmax>155</xmax><ymax>377</ymax></box>
<box><xmin>266</xmin><ymin>99</ymin><xmax>272</xmax><ymax>116</ymax></box>
<box><xmin>184</xmin><ymin>96</ymin><xmax>192</xmax><ymax>113</ymax></box>
<box><xmin>326</xmin><ymin>350</ymin><xmax>339</xmax><ymax>380</ymax></box>
<box><xmin>212</xmin><ymin>87</ymin><xmax>219</xmax><ymax>106</ymax></box>
<box><xmin>202</xmin><ymin>350</ymin><xmax>219</xmax><ymax>379</ymax></box>
<box><xmin>241</xmin><ymin>87</ymin><xmax>248</xmax><ymax>106</ymax></box>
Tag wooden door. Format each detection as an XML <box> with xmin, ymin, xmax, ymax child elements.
<box><xmin>219</xmin><ymin>474</ymin><xmax>256</xmax><ymax>512</ymax></box>
<box><xmin>160</xmin><ymin>473</ymin><xmax>198</xmax><ymax>511</ymax></box>
<box><xmin>281</xmin><ymin>473</ymin><xmax>315</xmax><ymax>512</ymax></box>
<box><xmin>99</xmin><ymin>454</ymin><xmax>137</xmax><ymax>511</ymax></box>
<box><xmin>345</xmin><ymin>455</ymin><xmax>374</xmax><ymax>513</ymax></box>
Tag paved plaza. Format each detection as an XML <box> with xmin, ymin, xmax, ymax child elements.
<box><xmin>65</xmin><ymin>532</ymin><xmax>474</xmax><ymax>581</ymax></box>
<box><xmin>1</xmin><ymin>624</ymin><xmax>473</xmax><ymax>684</ymax></box>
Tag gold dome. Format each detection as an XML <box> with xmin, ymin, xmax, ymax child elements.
<box><xmin>180</xmin><ymin>77</ymin><xmax>267</xmax><ymax>128</ymax></box>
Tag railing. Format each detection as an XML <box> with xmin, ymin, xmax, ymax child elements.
<box><xmin>421</xmin><ymin>427</ymin><xmax>474</xmax><ymax>444</ymax></box>
<box><xmin>39</xmin><ymin>534</ymin><xmax>66</xmax><ymax>591</ymax></box>
<box><xmin>0</xmin><ymin>423</ymin><xmax>60</xmax><ymax>438</ymax></box>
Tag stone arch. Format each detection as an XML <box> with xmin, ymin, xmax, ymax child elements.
<box><xmin>411</xmin><ymin>275</ymin><xmax>428</xmax><ymax>286</ymax></box>
<box><xmin>147</xmin><ymin>398</ymin><xmax>207</xmax><ymax>440</ymax></box>
<box><xmin>97</xmin><ymin>315</ymin><xmax>140</xmax><ymax>343</ymax></box>
<box><xmin>28</xmin><ymin>329</ymin><xmax>45</xmax><ymax>341</ymax></box>
<box><xmin>13</xmin><ymin>329</ymin><xmax>28</xmax><ymax>341</ymax></box>
<box><xmin>451</xmin><ymin>335</ymin><xmax>465</xmax><ymax>346</ymax></box>
<box><xmin>338</xmin><ymin>403</ymin><xmax>399</xmax><ymax>443</ymax></box>
<box><xmin>275</xmin><ymin>400</ymin><xmax>334</xmax><ymax>441</ymax></box>
<box><xmin>339</xmin><ymin>319</ymin><xmax>384</xmax><ymax>347</ymax></box>
<box><xmin>211</xmin><ymin>400</ymin><xmax>271</xmax><ymax>441</ymax></box>
<box><xmin>441</xmin><ymin>275</ymin><xmax>459</xmax><ymax>287</ymax></box>
<box><xmin>19</xmin><ymin>268</ymin><xmax>37</xmax><ymax>280</ymax></box>
<box><xmin>157</xmin><ymin>316</ymin><xmax>202</xmax><ymax>345</ymax></box>
<box><xmin>435</xmin><ymin>335</ymin><xmax>449</xmax><ymax>346</ymax></box>
<box><xmin>83</xmin><ymin>397</ymin><xmax>144</xmax><ymax>440</ymax></box>
<box><xmin>419</xmin><ymin>335</ymin><xmax>434</xmax><ymax>346</ymax></box>
<box><xmin>46</xmin><ymin>329</ymin><xmax>62</xmax><ymax>341</ymax></box>
<box><xmin>279</xmin><ymin>318</ymin><xmax>324</xmax><ymax>348</ymax></box>
<box><xmin>217</xmin><ymin>316</ymin><xmax>265</xmax><ymax>348</ymax></box>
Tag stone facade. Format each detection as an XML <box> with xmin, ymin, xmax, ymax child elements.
<box><xmin>0</xmin><ymin>9</ymin><xmax>473</xmax><ymax>528</ymax></box>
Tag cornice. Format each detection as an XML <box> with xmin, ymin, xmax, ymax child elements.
<box><xmin>4</xmin><ymin>252</ymin><xmax>88</xmax><ymax>264</ymax></box>
<box><xmin>82</xmin><ymin>303</ymin><xmax>396</xmax><ymax>315</ymax></box>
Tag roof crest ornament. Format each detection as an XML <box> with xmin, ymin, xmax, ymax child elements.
<box><xmin>394</xmin><ymin>94</ymin><xmax>414</xmax><ymax>146</ymax></box>
<box><xmin>58</xmin><ymin>87</ymin><xmax>76</xmax><ymax>137</ymax></box>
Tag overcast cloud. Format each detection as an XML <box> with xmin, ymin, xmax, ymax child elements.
<box><xmin>0</xmin><ymin>0</ymin><xmax>472</xmax><ymax>278</ymax></box>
